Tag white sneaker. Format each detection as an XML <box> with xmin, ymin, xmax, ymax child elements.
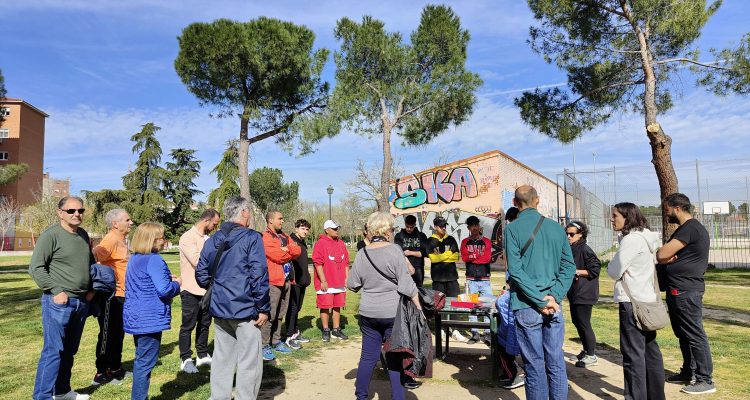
<box><xmin>180</xmin><ymin>358</ymin><xmax>199</xmax><ymax>374</ymax></box>
<box><xmin>451</xmin><ymin>329</ymin><xmax>468</xmax><ymax>342</ymax></box>
<box><xmin>196</xmin><ymin>354</ymin><xmax>212</xmax><ymax>367</ymax></box>
<box><xmin>53</xmin><ymin>391</ymin><xmax>90</xmax><ymax>400</ymax></box>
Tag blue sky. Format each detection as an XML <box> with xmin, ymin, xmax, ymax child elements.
<box><xmin>2</xmin><ymin>0</ymin><xmax>750</xmax><ymax>206</ymax></box>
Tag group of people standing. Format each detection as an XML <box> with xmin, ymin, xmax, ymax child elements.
<box><xmin>503</xmin><ymin>186</ymin><xmax>715</xmax><ymax>400</ymax></box>
<box><xmin>28</xmin><ymin>186</ymin><xmax>717</xmax><ymax>399</ymax></box>
<box><xmin>28</xmin><ymin>195</ymin><xmax>354</xmax><ymax>400</ymax></box>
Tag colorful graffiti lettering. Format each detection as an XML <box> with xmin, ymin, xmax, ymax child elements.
<box><xmin>393</xmin><ymin>167</ymin><xmax>478</xmax><ymax>210</ymax></box>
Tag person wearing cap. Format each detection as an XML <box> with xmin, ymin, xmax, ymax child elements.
<box><xmin>426</xmin><ymin>216</ymin><xmax>460</xmax><ymax>297</ymax></box>
<box><xmin>312</xmin><ymin>219</ymin><xmax>351</xmax><ymax>342</ymax></box>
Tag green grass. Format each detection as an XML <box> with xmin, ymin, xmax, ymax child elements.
<box><xmin>0</xmin><ymin>253</ymin><xmax>361</xmax><ymax>399</ymax></box>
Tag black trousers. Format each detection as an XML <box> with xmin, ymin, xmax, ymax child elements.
<box><xmin>619</xmin><ymin>302</ymin><xmax>665</xmax><ymax>400</ymax></box>
<box><xmin>95</xmin><ymin>296</ymin><xmax>125</xmax><ymax>373</ymax></box>
<box><xmin>498</xmin><ymin>346</ymin><xmax>519</xmax><ymax>380</ymax></box>
<box><xmin>178</xmin><ymin>291</ymin><xmax>212</xmax><ymax>361</ymax></box>
<box><xmin>666</xmin><ymin>290</ymin><xmax>714</xmax><ymax>383</ymax></box>
<box><xmin>432</xmin><ymin>280</ymin><xmax>460</xmax><ymax>297</ymax></box>
<box><xmin>285</xmin><ymin>284</ymin><xmax>307</xmax><ymax>338</ymax></box>
<box><xmin>411</xmin><ymin>266</ymin><xmax>424</xmax><ymax>287</ymax></box>
<box><xmin>570</xmin><ymin>303</ymin><xmax>597</xmax><ymax>356</ymax></box>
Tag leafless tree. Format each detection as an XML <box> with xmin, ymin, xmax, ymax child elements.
<box><xmin>0</xmin><ymin>197</ymin><xmax>19</xmax><ymax>251</ymax></box>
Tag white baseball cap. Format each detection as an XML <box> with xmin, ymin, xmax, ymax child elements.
<box><xmin>323</xmin><ymin>220</ymin><xmax>340</xmax><ymax>230</ymax></box>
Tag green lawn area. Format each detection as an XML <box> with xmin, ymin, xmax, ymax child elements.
<box><xmin>2</xmin><ymin>253</ymin><xmax>749</xmax><ymax>398</ymax></box>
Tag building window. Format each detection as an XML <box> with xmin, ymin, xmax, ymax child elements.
<box><xmin>0</xmin><ymin>129</ymin><xmax>8</xmax><ymax>139</ymax></box>
<box><xmin>0</xmin><ymin>152</ymin><xmax>7</xmax><ymax>161</ymax></box>
<box><xmin>0</xmin><ymin>108</ymin><xmax>9</xmax><ymax>117</ymax></box>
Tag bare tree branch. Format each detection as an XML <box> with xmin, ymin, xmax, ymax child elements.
<box><xmin>653</xmin><ymin>58</ymin><xmax>733</xmax><ymax>71</ymax></box>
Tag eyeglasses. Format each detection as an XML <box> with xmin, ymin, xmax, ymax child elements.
<box><xmin>566</xmin><ymin>232</ymin><xmax>578</xmax><ymax>237</ymax></box>
<box><xmin>60</xmin><ymin>208</ymin><xmax>85</xmax><ymax>215</ymax></box>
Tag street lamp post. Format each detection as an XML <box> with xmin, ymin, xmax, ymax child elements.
<box><xmin>327</xmin><ymin>185</ymin><xmax>334</xmax><ymax>219</ymax></box>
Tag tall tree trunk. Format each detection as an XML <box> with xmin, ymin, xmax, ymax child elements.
<box><xmin>635</xmin><ymin>23</ymin><xmax>679</xmax><ymax>241</ymax></box>
<box><xmin>238</xmin><ymin>115</ymin><xmax>255</xmax><ymax>229</ymax></box>
<box><xmin>378</xmin><ymin>123</ymin><xmax>393</xmax><ymax>212</ymax></box>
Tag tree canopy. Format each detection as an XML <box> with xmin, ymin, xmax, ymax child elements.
<box><xmin>207</xmin><ymin>140</ymin><xmax>240</xmax><ymax>213</ymax></box>
<box><xmin>515</xmin><ymin>0</ymin><xmax>750</xmax><ymax>238</ymax></box>
<box><xmin>247</xmin><ymin>167</ymin><xmax>299</xmax><ymax>216</ymax></box>
<box><xmin>175</xmin><ymin>17</ymin><xmax>330</xmax><ymax>217</ymax></box>
<box><xmin>307</xmin><ymin>5</ymin><xmax>482</xmax><ymax>211</ymax></box>
<box><xmin>164</xmin><ymin>148</ymin><xmax>203</xmax><ymax>234</ymax></box>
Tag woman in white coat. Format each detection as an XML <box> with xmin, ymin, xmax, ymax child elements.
<box><xmin>608</xmin><ymin>202</ymin><xmax>665</xmax><ymax>400</ymax></box>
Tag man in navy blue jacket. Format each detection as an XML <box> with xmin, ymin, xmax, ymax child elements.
<box><xmin>197</xmin><ymin>196</ymin><xmax>270</xmax><ymax>400</ymax></box>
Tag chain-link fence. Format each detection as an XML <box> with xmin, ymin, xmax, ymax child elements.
<box><xmin>560</xmin><ymin>158</ymin><xmax>750</xmax><ymax>268</ymax></box>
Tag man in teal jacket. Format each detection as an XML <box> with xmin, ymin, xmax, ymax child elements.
<box><xmin>505</xmin><ymin>185</ymin><xmax>575</xmax><ymax>400</ymax></box>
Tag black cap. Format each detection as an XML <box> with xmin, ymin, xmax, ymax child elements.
<box><xmin>433</xmin><ymin>216</ymin><xmax>448</xmax><ymax>227</ymax></box>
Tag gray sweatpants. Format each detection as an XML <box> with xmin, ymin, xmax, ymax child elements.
<box><xmin>211</xmin><ymin>318</ymin><xmax>263</xmax><ymax>400</ymax></box>
<box><xmin>261</xmin><ymin>282</ymin><xmax>291</xmax><ymax>346</ymax></box>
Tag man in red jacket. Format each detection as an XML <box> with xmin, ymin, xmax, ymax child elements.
<box><xmin>460</xmin><ymin>215</ymin><xmax>494</xmax><ymax>344</ymax></box>
<box><xmin>261</xmin><ymin>211</ymin><xmax>301</xmax><ymax>361</ymax></box>
<box><xmin>312</xmin><ymin>220</ymin><xmax>350</xmax><ymax>342</ymax></box>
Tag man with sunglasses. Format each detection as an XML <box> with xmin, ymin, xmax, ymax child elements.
<box><xmin>30</xmin><ymin>196</ymin><xmax>95</xmax><ymax>400</ymax></box>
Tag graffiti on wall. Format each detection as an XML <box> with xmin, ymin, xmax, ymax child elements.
<box><xmin>391</xmin><ymin>167</ymin><xmax>479</xmax><ymax>210</ymax></box>
<box><xmin>394</xmin><ymin>210</ymin><xmax>504</xmax><ymax>263</ymax></box>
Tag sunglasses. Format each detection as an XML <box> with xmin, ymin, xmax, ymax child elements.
<box><xmin>60</xmin><ymin>208</ymin><xmax>85</xmax><ymax>215</ymax></box>
<box><xmin>566</xmin><ymin>232</ymin><xmax>578</xmax><ymax>237</ymax></box>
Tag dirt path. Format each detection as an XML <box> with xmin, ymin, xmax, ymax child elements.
<box><xmin>263</xmin><ymin>336</ymin><xmax>687</xmax><ymax>400</ymax></box>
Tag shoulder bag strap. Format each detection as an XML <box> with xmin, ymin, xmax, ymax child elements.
<box><xmin>619</xmin><ymin>233</ymin><xmax>660</xmax><ymax>301</ymax></box>
<box><xmin>520</xmin><ymin>215</ymin><xmax>545</xmax><ymax>258</ymax></box>
<box><xmin>207</xmin><ymin>226</ymin><xmax>244</xmax><ymax>283</ymax></box>
<box><xmin>362</xmin><ymin>247</ymin><xmax>398</xmax><ymax>286</ymax></box>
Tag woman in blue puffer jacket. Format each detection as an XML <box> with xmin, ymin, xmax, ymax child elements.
<box><xmin>123</xmin><ymin>222</ymin><xmax>181</xmax><ymax>400</ymax></box>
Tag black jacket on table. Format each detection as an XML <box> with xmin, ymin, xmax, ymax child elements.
<box><xmin>290</xmin><ymin>233</ymin><xmax>310</xmax><ymax>287</ymax></box>
<box><xmin>394</xmin><ymin>228</ymin><xmax>428</xmax><ymax>269</ymax></box>
<box><xmin>566</xmin><ymin>239</ymin><xmax>601</xmax><ymax>305</ymax></box>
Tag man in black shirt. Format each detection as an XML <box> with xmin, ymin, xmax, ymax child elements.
<box><xmin>657</xmin><ymin>193</ymin><xmax>715</xmax><ymax>395</ymax></box>
<box><xmin>394</xmin><ymin>215</ymin><xmax>428</xmax><ymax>287</ymax></box>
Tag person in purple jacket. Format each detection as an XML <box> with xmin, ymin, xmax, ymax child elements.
<box><xmin>123</xmin><ymin>222</ymin><xmax>181</xmax><ymax>400</ymax></box>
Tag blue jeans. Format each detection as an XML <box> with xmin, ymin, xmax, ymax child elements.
<box><xmin>33</xmin><ymin>293</ymin><xmax>89</xmax><ymax>400</ymax></box>
<box><xmin>467</xmin><ymin>279</ymin><xmax>493</xmax><ymax>333</ymax></box>
<box><xmin>355</xmin><ymin>316</ymin><xmax>404</xmax><ymax>400</ymax></box>
<box><xmin>132</xmin><ymin>332</ymin><xmax>162</xmax><ymax>400</ymax></box>
<box><xmin>515</xmin><ymin>307</ymin><xmax>568</xmax><ymax>400</ymax></box>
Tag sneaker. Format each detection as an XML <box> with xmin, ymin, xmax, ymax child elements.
<box><xmin>667</xmin><ymin>369</ymin><xmax>695</xmax><ymax>384</ymax></box>
<box><xmin>295</xmin><ymin>333</ymin><xmax>311</xmax><ymax>343</ymax></box>
<box><xmin>180</xmin><ymin>358</ymin><xmax>199</xmax><ymax>374</ymax></box>
<box><xmin>91</xmin><ymin>372</ymin><xmax>113</xmax><ymax>385</ymax></box>
<box><xmin>569</xmin><ymin>350</ymin><xmax>586</xmax><ymax>362</ymax></box>
<box><xmin>285</xmin><ymin>337</ymin><xmax>302</xmax><ymax>350</ymax></box>
<box><xmin>322</xmin><ymin>329</ymin><xmax>331</xmax><ymax>342</ymax></box>
<box><xmin>502</xmin><ymin>374</ymin><xmax>526</xmax><ymax>389</ymax></box>
<box><xmin>53</xmin><ymin>391</ymin><xmax>90</xmax><ymax>400</ymax></box>
<box><xmin>331</xmin><ymin>328</ymin><xmax>349</xmax><ymax>340</ymax></box>
<box><xmin>451</xmin><ymin>329</ymin><xmax>468</xmax><ymax>342</ymax></box>
<box><xmin>403</xmin><ymin>376</ymin><xmax>422</xmax><ymax>389</ymax></box>
<box><xmin>196</xmin><ymin>354</ymin><xmax>212</xmax><ymax>367</ymax></box>
<box><xmin>681</xmin><ymin>381</ymin><xmax>717</xmax><ymax>395</ymax></box>
<box><xmin>262</xmin><ymin>345</ymin><xmax>276</xmax><ymax>361</ymax></box>
<box><xmin>467</xmin><ymin>332</ymin><xmax>480</xmax><ymax>345</ymax></box>
<box><xmin>107</xmin><ymin>368</ymin><xmax>131</xmax><ymax>384</ymax></box>
<box><xmin>274</xmin><ymin>341</ymin><xmax>294</xmax><ymax>353</ymax></box>
<box><xmin>575</xmin><ymin>355</ymin><xmax>598</xmax><ymax>368</ymax></box>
